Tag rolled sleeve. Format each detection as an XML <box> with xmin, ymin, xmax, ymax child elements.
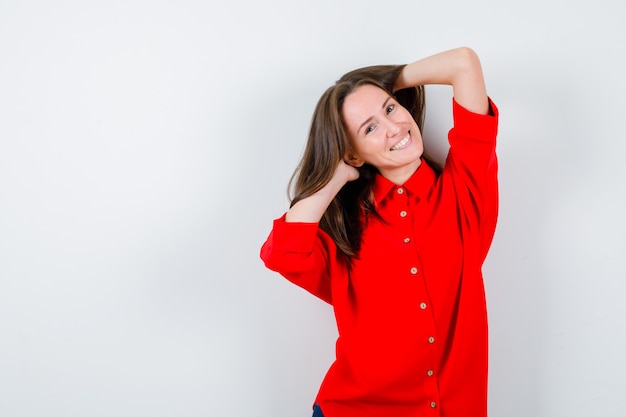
<box><xmin>260</xmin><ymin>215</ymin><xmax>334</xmax><ymax>303</ymax></box>
<box><xmin>267</xmin><ymin>215</ymin><xmax>320</xmax><ymax>254</ymax></box>
<box><xmin>450</xmin><ymin>97</ymin><xmax>499</xmax><ymax>146</ymax></box>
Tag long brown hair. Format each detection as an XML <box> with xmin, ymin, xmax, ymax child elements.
<box><xmin>289</xmin><ymin>64</ymin><xmax>427</xmax><ymax>261</ymax></box>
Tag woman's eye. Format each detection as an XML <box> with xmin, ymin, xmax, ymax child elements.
<box><xmin>386</xmin><ymin>104</ymin><xmax>395</xmax><ymax>114</ymax></box>
<box><xmin>365</xmin><ymin>124</ymin><xmax>375</xmax><ymax>134</ymax></box>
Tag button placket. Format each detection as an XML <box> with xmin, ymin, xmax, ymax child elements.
<box><xmin>397</xmin><ymin>186</ymin><xmax>414</xmax><ymax>256</ymax></box>
<box><xmin>396</xmin><ymin>184</ymin><xmax>437</xmax><ymax>391</ymax></box>
<box><xmin>396</xmin><ymin>186</ymin><xmax>438</xmax><ymax>408</ymax></box>
<box><xmin>397</xmin><ymin>188</ymin><xmax>408</xmax><ymax>219</ymax></box>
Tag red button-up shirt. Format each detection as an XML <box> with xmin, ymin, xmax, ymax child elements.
<box><xmin>261</xmin><ymin>98</ymin><xmax>499</xmax><ymax>417</ymax></box>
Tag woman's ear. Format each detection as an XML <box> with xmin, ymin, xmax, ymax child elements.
<box><xmin>344</xmin><ymin>152</ymin><xmax>364</xmax><ymax>167</ymax></box>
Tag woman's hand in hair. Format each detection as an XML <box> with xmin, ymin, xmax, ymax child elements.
<box><xmin>338</xmin><ymin>159</ymin><xmax>360</xmax><ymax>183</ymax></box>
<box><xmin>285</xmin><ymin>161</ymin><xmax>359</xmax><ymax>223</ymax></box>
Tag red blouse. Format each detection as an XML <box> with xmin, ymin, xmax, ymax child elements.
<box><xmin>261</xmin><ymin>98</ymin><xmax>499</xmax><ymax>417</ymax></box>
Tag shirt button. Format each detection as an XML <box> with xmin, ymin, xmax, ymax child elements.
<box><xmin>403</xmin><ymin>237</ymin><xmax>410</xmax><ymax>243</ymax></box>
<box><xmin>410</xmin><ymin>267</ymin><xmax>418</xmax><ymax>275</ymax></box>
<box><xmin>428</xmin><ymin>336</ymin><xmax>435</xmax><ymax>344</ymax></box>
<box><xmin>427</xmin><ymin>369</ymin><xmax>434</xmax><ymax>377</ymax></box>
<box><xmin>397</xmin><ymin>187</ymin><xmax>404</xmax><ymax>194</ymax></box>
<box><xmin>399</xmin><ymin>210</ymin><xmax>407</xmax><ymax>218</ymax></box>
<box><xmin>419</xmin><ymin>302</ymin><xmax>427</xmax><ymax>309</ymax></box>
<box><xmin>430</xmin><ymin>401</ymin><xmax>437</xmax><ymax>408</ymax></box>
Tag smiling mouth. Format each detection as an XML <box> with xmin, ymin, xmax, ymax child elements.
<box><xmin>390</xmin><ymin>134</ymin><xmax>410</xmax><ymax>151</ymax></box>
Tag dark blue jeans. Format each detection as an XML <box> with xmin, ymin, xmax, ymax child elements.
<box><xmin>312</xmin><ymin>403</ymin><xmax>324</xmax><ymax>417</ymax></box>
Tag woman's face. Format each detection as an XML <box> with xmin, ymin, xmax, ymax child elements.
<box><xmin>342</xmin><ymin>84</ymin><xmax>424</xmax><ymax>184</ymax></box>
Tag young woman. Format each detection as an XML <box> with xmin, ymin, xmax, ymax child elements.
<box><xmin>260</xmin><ymin>47</ymin><xmax>499</xmax><ymax>417</ymax></box>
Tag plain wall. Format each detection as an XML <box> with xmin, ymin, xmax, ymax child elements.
<box><xmin>1</xmin><ymin>0</ymin><xmax>625</xmax><ymax>416</ymax></box>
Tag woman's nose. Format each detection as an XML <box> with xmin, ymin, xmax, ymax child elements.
<box><xmin>385</xmin><ymin>119</ymin><xmax>401</xmax><ymax>137</ymax></box>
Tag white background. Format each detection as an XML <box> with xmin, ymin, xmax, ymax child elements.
<box><xmin>1</xmin><ymin>1</ymin><xmax>625</xmax><ymax>416</ymax></box>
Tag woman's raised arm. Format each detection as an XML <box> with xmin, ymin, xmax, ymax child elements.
<box><xmin>395</xmin><ymin>47</ymin><xmax>489</xmax><ymax>115</ymax></box>
<box><xmin>285</xmin><ymin>161</ymin><xmax>359</xmax><ymax>223</ymax></box>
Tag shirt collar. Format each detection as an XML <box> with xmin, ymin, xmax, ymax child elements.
<box><xmin>372</xmin><ymin>158</ymin><xmax>437</xmax><ymax>204</ymax></box>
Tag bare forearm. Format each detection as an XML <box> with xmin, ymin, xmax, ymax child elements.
<box><xmin>395</xmin><ymin>47</ymin><xmax>489</xmax><ymax>115</ymax></box>
<box><xmin>285</xmin><ymin>162</ymin><xmax>357</xmax><ymax>223</ymax></box>
<box><xmin>285</xmin><ymin>184</ymin><xmax>341</xmax><ymax>223</ymax></box>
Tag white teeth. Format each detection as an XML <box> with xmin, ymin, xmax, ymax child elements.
<box><xmin>391</xmin><ymin>135</ymin><xmax>410</xmax><ymax>150</ymax></box>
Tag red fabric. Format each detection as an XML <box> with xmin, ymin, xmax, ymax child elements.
<box><xmin>261</xmin><ymin>98</ymin><xmax>499</xmax><ymax>417</ymax></box>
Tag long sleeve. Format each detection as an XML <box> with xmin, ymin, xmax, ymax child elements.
<box><xmin>445</xmin><ymin>97</ymin><xmax>499</xmax><ymax>263</ymax></box>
